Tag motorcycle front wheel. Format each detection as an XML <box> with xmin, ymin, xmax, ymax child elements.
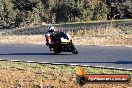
<box><xmin>70</xmin><ymin>44</ymin><xmax>78</xmax><ymax>54</ymax></box>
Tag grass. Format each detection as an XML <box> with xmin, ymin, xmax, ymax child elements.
<box><xmin>2</xmin><ymin>19</ymin><xmax>132</xmax><ymax>35</ymax></box>
<box><xmin>55</xmin><ymin>19</ymin><xmax>132</xmax><ymax>25</ymax></box>
<box><xmin>0</xmin><ymin>61</ymin><xmax>131</xmax><ymax>88</ymax></box>
<box><xmin>0</xmin><ymin>61</ymin><xmax>131</xmax><ymax>74</ymax></box>
<box><xmin>68</xmin><ymin>27</ymin><xmax>132</xmax><ymax>46</ymax></box>
<box><xmin>0</xmin><ymin>35</ymin><xmax>45</xmax><ymax>44</ymax></box>
<box><xmin>0</xmin><ymin>27</ymin><xmax>132</xmax><ymax>46</ymax></box>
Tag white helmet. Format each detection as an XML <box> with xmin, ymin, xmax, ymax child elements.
<box><xmin>48</xmin><ymin>26</ymin><xmax>55</xmax><ymax>32</ymax></box>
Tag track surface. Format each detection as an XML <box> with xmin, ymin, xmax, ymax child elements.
<box><xmin>0</xmin><ymin>43</ymin><xmax>132</xmax><ymax>69</ymax></box>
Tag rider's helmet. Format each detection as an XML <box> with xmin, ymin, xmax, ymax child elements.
<box><xmin>48</xmin><ymin>26</ymin><xmax>55</xmax><ymax>33</ymax></box>
<box><xmin>48</xmin><ymin>24</ymin><xmax>54</xmax><ymax>32</ymax></box>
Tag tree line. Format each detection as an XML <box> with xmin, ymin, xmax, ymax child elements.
<box><xmin>0</xmin><ymin>0</ymin><xmax>132</xmax><ymax>28</ymax></box>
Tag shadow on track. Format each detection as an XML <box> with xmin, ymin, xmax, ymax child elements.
<box><xmin>0</xmin><ymin>53</ymin><xmax>73</xmax><ymax>55</ymax></box>
<box><xmin>53</xmin><ymin>61</ymin><xmax>132</xmax><ymax>64</ymax></box>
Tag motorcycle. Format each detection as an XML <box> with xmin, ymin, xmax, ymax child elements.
<box><xmin>45</xmin><ymin>31</ymin><xmax>78</xmax><ymax>54</ymax></box>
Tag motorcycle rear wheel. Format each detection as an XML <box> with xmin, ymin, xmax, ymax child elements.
<box><xmin>53</xmin><ymin>47</ymin><xmax>61</xmax><ymax>54</ymax></box>
<box><xmin>54</xmin><ymin>50</ymin><xmax>61</xmax><ymax>54</ymax></box>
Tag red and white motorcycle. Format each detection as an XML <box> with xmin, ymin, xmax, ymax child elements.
<box><xmin>45</xmin><ymin>31</ymin><xmax>78</xmax><ymax>54</ymax></box>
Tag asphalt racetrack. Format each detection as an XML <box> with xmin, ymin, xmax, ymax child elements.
<box><xmin>0</xmin><ymin>43</ymin><xmax>132</xmax><ymax>69</ymax></box>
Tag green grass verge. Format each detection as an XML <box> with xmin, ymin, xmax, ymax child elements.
<box><xmin>0</xmin><ymin>61</ymin><xmax>132</xmax><ymax>75</ymax></box>
<box><xmin>55</xmin><ymin>19</ymin><xmax>132</xmax><ymax>25</ymax></box>
<box><xmin>0</xmin><ymin>61</ymin><xmax>131</xmax><ymax>87</ymax></box>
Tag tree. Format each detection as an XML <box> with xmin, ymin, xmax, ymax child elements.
<box><xmin>124</xmin><ymin>0</ymin><xmax>132</xmax><ymax>18</ymax></box>
<box><xmin>71</xmin><ymin>7</ymin><xmax>82</xmax><ymax>21</ymax></box>
<box><xmin>106</xmin><ymin>0</ymin><xmax>132</xmax><ymax>20</ymax></box>
<box><xmin>0</xmin><ymin>0</ymin><xmax>132</xmax><ymax>26</ymax></box>
<box><xmin>92</xmin><ymin>0</ymin><xmax>109</xmax><ymax>20</ymax></box>
<box><xmin>0</xmin><ymin>0</ymin><xmax>17</xmax><ymax>25</ymax></box>
<box><xmin>0</xmin><ymin>0</ymin><xmax>4</xmax><ymax>24</ymax></box>
<box><xmin>53</xmin><ymin>3</ymin><xmax>71</xmax><ymax>23</ymax></box>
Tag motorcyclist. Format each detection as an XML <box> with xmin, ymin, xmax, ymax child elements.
<box><xmin>45</xmin><ymin>24</ymin><xmax>61</xmax><ymax>50</ymax></box>
<box><xmin>45</xmin><ymin>24</ymin><xmax>72</xmax><ymax>50</ymax></box>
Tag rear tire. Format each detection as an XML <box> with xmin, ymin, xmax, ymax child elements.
<box><xmin>53</xmin><ymin>46</ymin><xmax>61</xmax><ymax>54</ymax></box>
<box><xmin>54</xmin><ymin>50</ymin><xmax>61</xmax><ymax>54</ymax></box>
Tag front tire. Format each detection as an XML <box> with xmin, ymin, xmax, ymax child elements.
<box><xmin>72</xmin><ymin>48</ymin><xmax>78</xmax><ymax>54</ymax></box>
<box><xmin>71</xmin><ymin>44</ymin><xmax>78</xmax><ymax>54</ymax></box>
